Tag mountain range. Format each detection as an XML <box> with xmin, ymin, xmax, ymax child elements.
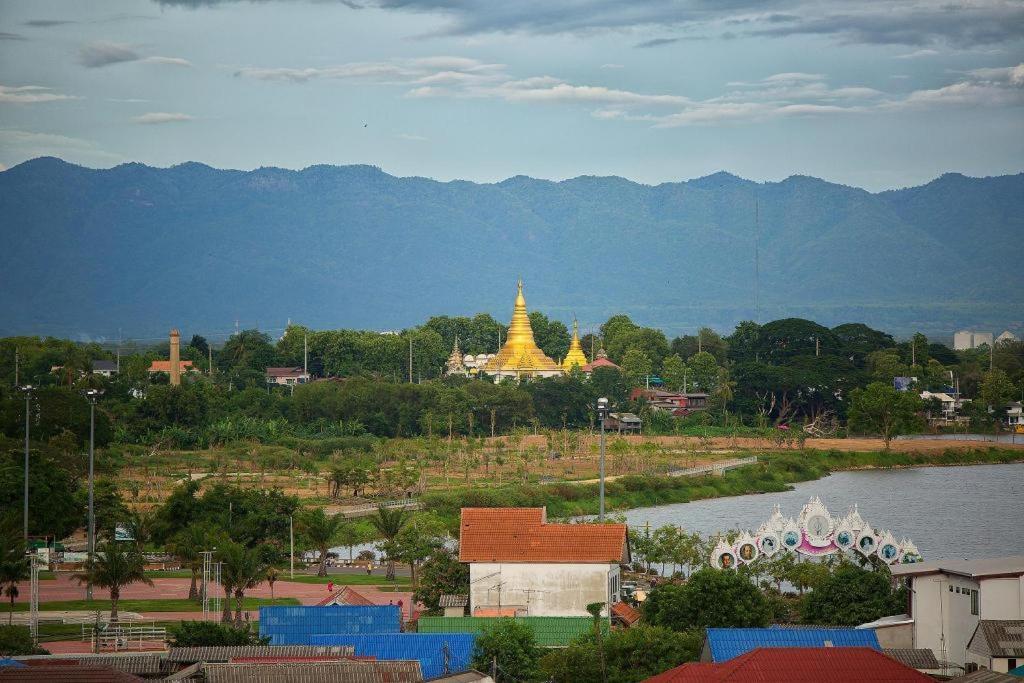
<box><xmin>1</xmin><ymin>157</ymin><xmax>1021</xmax><ymax>344</ymax></box>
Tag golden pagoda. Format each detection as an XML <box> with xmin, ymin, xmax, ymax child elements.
<box><xmin>562</xmin><ymin>320</ymin><xmax>589</xmax><ymax>371</ymax></box>
<box><xmin>484</xmin><ymin>280</ymin><xmax>563</xmax><ymax>380</ymax></box>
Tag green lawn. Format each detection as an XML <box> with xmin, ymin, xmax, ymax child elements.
<box><xmin>10</xmin><ymin>597</ymin><xmax>299</xmax><ymax>613</ymax></box>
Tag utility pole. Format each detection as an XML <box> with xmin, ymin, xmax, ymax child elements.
<box><xmin>911</xmin><ymin>338</ymin><xmax>916</xmax><ymax>367</ymax></box>
<box><xmin>208</xmin><ymin>346</ymin><xmax>213</xmax><ymax>375</ymax></box>
<box><xmin>754</xmin><ymin>196</ymin><xmax>761</xmax><ymax>324</ymax></box>
<box><xmin>815</xmin><ymin>337</ymin><xmax>820</xmax><ymax>357</ymax></box>
<box><xmin>21</xmin><ymin>386</ymin><xmax>33</xmax><ymax>545</ymax></box>
<box><xmin>303</xmin><ymin>333</ymin><xmax>308</xmax><ymax>375</ymax></box>
<box><xmin>14</xmin><ymin>348</ymin><xmax>18</xmax><ymax>387</ymax></box>
<box><xmin>85</xmin><ymin>389</ymin><xmax>103</xmax><ymax>600</ymax></box>
<box><xmin>409</xmin><ymin>337</ymin><xmax>414</xmax><ymax>383</ymax></box>
<box><xmin>289</xmin><ymin>515</ymin><xmax>295</xmax><ymax>579</ymax></box>
<box><xmin>597</xmin><ymin>398</ymin><xmax>609</xmax><ymax>522</ymax></box>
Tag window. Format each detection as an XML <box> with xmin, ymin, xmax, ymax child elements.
<box><xmin>949</xmin><ymin>585</ymin><xmax>954</xmax><ymax>592</ymax></box>
<box><xmin>956</xmin><ymin>587</ymin><xmax>961</xmax><ymax>594</ymax></box>
<box><xmin>971</xmin><ymin>589</ymin><xmax>978</xmax><ymax>615</ymax></box>
<box><xmin>1007</xmin><ymin>659</ymin><xmax>1017</xmax><ymax>670</ymax></box>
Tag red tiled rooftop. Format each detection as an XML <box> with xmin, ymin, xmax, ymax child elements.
<box><xmin>611</xmin><ymin>601</ymin><xmax>642</xmax><ymax>626</ymax></box>
<box><xmin>459</xmin><ymin>507</ymin><xmax>627</xmax><ymax>564</ymax></box>
<box><xmin>582</xmin><ymin>357</ymin><xmax>621</xmax><ymax>372</ymax></box>
<box><xmin>644</xmin><ymin>647</ymin><xmax>933</xmax><ymax>682</ymax></box>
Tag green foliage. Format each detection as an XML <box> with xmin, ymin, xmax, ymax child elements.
<box><xmin>167</xmin><ymin>620</ymin><xmax>268</xmax><ymax>646</ymax></box>
<box><xmin>0</xmin><ymin>442</ymin><xmax>80</xmax><ymax>540</ymax></box>
<box><xmin>413</xmin><ymin>547</ymin><xmax>469</xmax><ymax>613</ymax></box>
<box><xmin>297</xmin><ymin>508</ymin><xmax>345</xmax><ymax>577</ymax></box>
<box><xmin>471</xmin><ymin>618</ymin><xmax>541</xmax><ymax>682</ymax></box>
<box><xmin>540</xmin><ymin>625</ymin><xmax>702</xmax><ymax>683</ymax></box>
<box><xmin>643</xmin><ymin>568</ymin><xmax>770</xmax><ymax>631</ymax></box>
<box><xmin>0</xmin><ymin>529</ymin><xmax>29</xmax><ymax>625</ymax></box>
<box><xmin>0</xmin><ymin>625</ymin><xmax>47</xmax><ymax>655</ymax></box>
<box><xmin>848</xmin><ymin>382</ymin><xmax>923</xmax><ymax>446</ymax></box>
<box><xmin>73</xmin><ymin>540</ymin><xmax>153</xmax><ymax>621</ymax></box>
<box><xmin>801</xmin><ymin>563</ymin><xmax>907</xmax><ymax>626</ymax></box>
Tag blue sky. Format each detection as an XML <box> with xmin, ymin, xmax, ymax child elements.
<box><xmin>0</xmin><ymin>0</ymin><xmax>1022</xmax><ymax>190</ymax></box>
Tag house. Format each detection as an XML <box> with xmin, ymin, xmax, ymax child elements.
<box><xmin>605</xmin><ymin>412</ymin><xmax>642</xmax><ymax>433</ymax></box>
<box><xmin>858</xmin><ymin>613</ymin><xmax>915</xmax><ymax>649</ymax></box>
<box><xmin>1006</xmin><ymin>402</ymin><xmax>1023</xmax><ymax>431</ymax></box>
<box><xmin>883</xmin><ymin>648</ymin><xmax>943</xmax><ymax>675</ymax></box>
<box><xmin>439</xmin><ymin>594</ymin><xmax>469</xmax><ymax>617</ymax></box>
<box><xmin>966</xmin><ymin>620</ymin><xmax>1024</xmax><ymax>673</ymax></box>
<box><xmin>611</xmin><ymin>601</ymin><xmax>641</xmax><ymax>628</ymax></box>
<box><xmin>266</xmin><ymin>367</ymin><xmax>311</xmax><ymax>385</ymax></box>
<box><xmin>201</xmin><ymin>661</ymin><xmax>423</xmax><ymax>682</ymax></box>
<box><xmin>630</xmin><ymin>389</ymin><xmax>709</xmax><ymax>416</ymax></box>
<box><xmin>644</xmin><ymin>646</ymin><xmax>933</xmax><ymax>682</ymax></box>
<box><xmin>996</xmin><ymin>331</ymin><xmax>1018</xmax><ymax>344</ymax></box>
<box><xmin>889</xmin><ymin>556</ymin><xmax>1024</xmax><ymax>670</ymax></box>
<box><xmin>948</xmin><ymin>670</ymin><xmax>1020</xmax><ymax>682</ymax></box>
<box><xmin>699</xmin><ymin>626</ymin><xmax>881</xmax><ymax>662</ymax></box>
<box><xmin>581</xmin><ymin>349</ymin><xmax>622</xmax><ymax>374</ymax></box>
<box><xmin>91</xmin><ymin>360</ymin><xmax>117</xmax><ymax>377</ymax></box>
<box><xmin>459</xmin><ymin>507</ymin><xmax>629</xmax><ymax>618</ymax></box>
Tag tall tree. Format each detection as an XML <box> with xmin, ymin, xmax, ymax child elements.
<box><xmin>847</xmin><ymin>382</ymin><xmax>923</xmax><ymax>448</ymax></box>
<box><xmin>0</xmin><ymin>530</ymin><xmax>29</xmax><ymax>625</ymax></box>
<box><xmin>297</xmin><ymin>508</ymin><xmax>343</xmax><ymax>577</ymax></box>
<box><xmin>471</xmin><ymin>618</ymin><xmax>541</xmax><ymax>683</ymax></box>
<box><xmin>74</xmin><ymin>541</ymin><xmax>153</xmax><ymax>623</ymax></box>
<box><xmin>642</xmin><ymin>568</ymin><xmax>770</xmax><ymax>631</ymax></box>
<box><xmin>371</xmin><ymin>505</ymin><xmax>409</xmax><ymax>581</ymax></box>
<box><xmin>217</xmin><ymin>541</ymin><xmax>266</xmax><ymax>625</ymax></box>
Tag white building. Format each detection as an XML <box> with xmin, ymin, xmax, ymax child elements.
<box><xmin>966</xmin><ymin>620</ymin><xmax>1024</xmax><ymax>673</ymax></box>
<box><xmin>890</xmin><ymin>556</ymin><xmax>1024</xmax><ymax>670</ymax></box>
<box><xmin>459</xmin><ymin>507</ymin><xmax>629</xmax><ymax>618</ymax></box>
<box><xmin>265</xmin><ymin>367</ymin><xmax>311</xmax><ymax>385</ymax></box>
<box><xmin>996</xmin><ymin>331</ymin><xmax>1018</xmax><ymax>344</ymax></box>
<box><xmin>1007</xmin><ymin>402</ymin><xmax>1023</xmax><ymax>430</ymax></box>
<box><xmin>954</xmin><ymin>330</ymin><xmax>994</xmax><ymax>351</ymax></box>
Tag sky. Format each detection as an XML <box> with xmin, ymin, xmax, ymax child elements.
<box><xmin>0</xmin><ymin>0</ymin><xmax>1022</xmax><ymax>191</ymax></box>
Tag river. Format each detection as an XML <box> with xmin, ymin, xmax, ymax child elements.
<box><xmin>619</xmin><ymin>463</ymin><xmax>1024</xmax><ymax>561</ymax></box>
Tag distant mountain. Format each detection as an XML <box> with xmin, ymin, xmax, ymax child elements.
<box><xmin>1</xmin><ymin>158</ymin><xmax>1021</xmax><ymax>342</ymax></box>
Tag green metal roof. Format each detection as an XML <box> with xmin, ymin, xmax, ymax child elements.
<box><xmin>417</xmin><ymin>616</ymin><xmax>606</xmax><ymax>647</ymax></box>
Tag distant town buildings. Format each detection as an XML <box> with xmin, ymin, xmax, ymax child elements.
<box><xmin>631</xmin><ymin>388</ymin><xmax>710</xmax><ymax>416</ymax></box>
<box><xmin>91</xmin><ymin>360</ymin><xmax>117</xmax><ymax>377</ymax></box>
<box><xmin>265</xmin><ymin>367</ymin><xmax>311</xmax><ymax>385</ymax></box>
<box><xmin>954</xmin><ymin>330</ymin><xmax>995</xmax><ymax>350</ymax></box>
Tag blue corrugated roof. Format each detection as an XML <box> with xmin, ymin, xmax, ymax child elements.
<box><xmin>706</xmin><ymin>627</ymin><xmax>881</xmax><ymax>662</ymax></box>
<box><xmin>259</xmin><ymin>605</ymin><xmax>401</xmax><ymax>642</ymax></box>
<box><xmin>306</xmin><ymin>633</ymin><xmax>476</xmax><ymax>679</ymax></box>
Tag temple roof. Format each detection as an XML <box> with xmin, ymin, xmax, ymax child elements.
<box><xmin>483</xmin><ymin>281</ymin><xmax>561</xmax><ymax>374</ymax></box>
<box><xmin>562</xmin><ymin>320</ymin><xmax>589</xmax><ymax>371</ymax></box>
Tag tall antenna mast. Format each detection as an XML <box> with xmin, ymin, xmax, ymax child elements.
<box><xmin>303</xmin><ymin>333</ymin><xmax>308</xmax><ymax>374</ymax></box>
<box><xmin>754</xmin><ymin>195</ymin><xmax>761</xmax><ymax>324</ymax></box>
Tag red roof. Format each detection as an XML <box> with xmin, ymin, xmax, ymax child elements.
<box><xmin>582</xmin><ymin>357</ymin><xmax>621</xmax><ymax>372</ymax></box>
<box><xmin>459</xmin><ymin>507</ymin><xmax>627</xmax><ymax>564</ymax></box>
<box><xmin>611</xmin><ymin>601</ymin><xmax>642</xmax><ymax>626</ymax></box>
<box><xmin>0</xmin><ymin>665</ymin><xmax>143</xmax><ymax>681</ymax></box>
<box><xmin>644</xmin><ymin>647</ymin><xmax>932</xmax><ymax>682</ymax></box>
<box><xmin>317</xmin><ymin>585</ymin><xmax>377</xmax><ymax>607</ymax></box>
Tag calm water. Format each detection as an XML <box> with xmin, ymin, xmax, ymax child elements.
<box><xmin>620</xmin><ymin>463</ymin><xmax>1024</xmax><ymax>561</ymax></box>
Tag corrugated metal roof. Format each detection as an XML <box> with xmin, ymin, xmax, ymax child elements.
<box><xmin>646</xmin><ymin>647</ymin><xmax>931</xmax><ymax>682</ymax></box>
<box><xmin>438</xmin><ymin>595</ymin><xmax>468</xmax><ymax>608</ymax></box>
<box><xmin>260</xmin><ymin>605</ymin><xmax>402</xmax><ymax>643</ymax></box>
<box><xmin>202</xmin><ymin>660</ymin><xmax>423</xmax><ymax>683</ymax></box>
<box><xmin>883</xmin><ymin>649</ymin><xmax>941</xmax><ymax>670</ymax></box>
<box><xmin>166</xmin><ymin>646</ymin><xmax>354</xmax><ymax>663</ymax></box>
<box><xmin>305</xmin><ymin>633</ymin><xmax>476</xmax><ymax>679</ymax></box>
<box><xmin>948</xmin><ymin>671</ymin><xmax>1019</xmax><ymax>683</ymax></box>
<box><xmin>705</xmin><ymin>627</ymin><xmax>881</xmax><ymax>662</ymax></box>
<box><xmin>967</xmin><ymin>620</ymin><xmax>1024</xmax><ymax>658</ymax></box>
<box><xmin>417</xmin><ymin>616</ymin><xmax>603</xmax><ymax>647</ymax></box>
<box><xmin>0</xmin><ymin>665</ymin><xmax>144</xmax><ymax>682</ymax></box>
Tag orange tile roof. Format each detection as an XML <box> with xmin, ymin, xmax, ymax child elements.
<box><xmin>611</xmin><ymin>601</ymin><xmax>642</xmax><ymax>626</ymax></box>
<box><xmin>459</xmin><ymin>507</ymin><xmax>627</xmax><ymax>564</ymax></box>
<box><xmin>148</xmin><ymin>360</ymin><xmax>195</xmax><ymax>372</ymax></box>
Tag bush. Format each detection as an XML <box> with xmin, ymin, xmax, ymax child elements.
<box><xmin>0</xmin><ymin>625</ymin><xmax>48</xmax><ymax>655</ymax></box>
<box><xmin>167</xmin><ymin>621</ymin><xmax>268</xmax><ymax>646</ymax></box>
<box><xmin>643</xmin><ymin>568</ymin><xmax>770</xmax><ymax>631</ymax></box>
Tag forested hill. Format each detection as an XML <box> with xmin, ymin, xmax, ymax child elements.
<box><xmin>1</xmin><ymin>157</ymin><xmax>1021</xmax><ymax>341</ymax></box>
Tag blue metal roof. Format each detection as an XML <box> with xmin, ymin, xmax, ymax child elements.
<box><xmin>706</xmin><ymin>627</ymin><xmax>881</xmax><ymax>662</ymax></box>
<box><xmin>259</xmin><ymin>605</ymin><xmax>401</xmax><ymax>642</ymax></box>
<box><xmin>306</xmin><ymin>633</ymin><xmax>476</xmax><ymax>679</ymax></box>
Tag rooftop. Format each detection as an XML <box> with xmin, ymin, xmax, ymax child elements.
<box><xmin>704</xmin><ymin>626</ymin><xmax>881</xmax><ymax>662</ymax></box>
<box><xmin>644</xmin><ymin>647</ymin><xmax>932</xmax><ymax>682</ymax></box>
<box><xmin>201</xmin><ymin>660</ymin><xmax>423</xmax><ymax>682</ymax></box>
<box><xmin>883</xmin><ymin>649</ymin><xmax>941</xmax><ymax>670</ymax></box>
<box><xmin>266</xmin><ymin>367</ymin><xmax>309</xmax><ymax>377</ymax></box>
<box><xmin>459</xmin><ymin>507</ymin><xmax>628</xmax><ymax>564</ymax></box>
<box><xmin>967</xmin><ymin>620</ymin><xmax>1024</xmax><ymax>659</ymax></box>
<box><xmin>890</xmin><ymin>556</ymin><xmax>1024</xmax><ymax>579</ymax></box>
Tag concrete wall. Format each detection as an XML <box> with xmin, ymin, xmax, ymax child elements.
<box><xmin>911</xmin><ymin>574</ymin><xmax>980</xmax><ymax>667</ymax></box>
<box><xmin>469</xmin><ymin>562</ymin><xmax>618</xmax><ymax>617</ymax></box>
<box><xmin>874</xmin><ymin>622</ymin><xmax>914</xmax><ymax>649</ymax></box>
<box><xmin>978</xmin><ymin>576</ymin><xmax>1024</xmax><ymax>619</ymax></box>
<box><xmin>966</xmin><ymin>652</ymin><xmax>1017</xmax><ymax>674</ymax></box>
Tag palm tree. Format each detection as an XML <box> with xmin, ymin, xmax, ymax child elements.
<box><xmin>74</xmin><ymin>541</ymin><xmax>153</xmax><ymax>623</ymax></box>
<box><xmin>371</xmin><ymin>505</ymin><xmax>408</xmax><ymax>581</ymax></box>
<box><xmin>297</xmin><ymin>508</ymin><xmax>342</xmax><ymax>577</ymax></box>
<box><xmin>218</xmin><ymin>542</ymin><xmax>266</xmax><ymax>625</ymax></box>
<box><xmin>0</xmin><ymin>532</ymin><xmax>30</xmax><ymax>625</ymax></box>
<box><xmin>266</xmin><ymin>567</ymin><xmax>280</xmax><ymax>604</ymax></box>
<box><xmin>167</xmin><ymin>525</ymin><xmax>208</xmax><ymax>600</ymax></box>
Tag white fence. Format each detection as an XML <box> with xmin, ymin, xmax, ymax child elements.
<box><xmin>666</xmin><ymin>455</ymin><xmax>759</xmax><ymax>478</ymax></box>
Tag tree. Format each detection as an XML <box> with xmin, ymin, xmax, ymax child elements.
<box><xmin>0</xmin><ymin>625</ymin><xmax>47</xmax><ymax>655</ymax></box>
<box><xmin>167</xmin><ymin>621</ymin><xmax>267</xmax><ymax>647</ymax></box>
<box><xmin>74</xmin><ymin>541</ymin><xmax>153</xmax><ymax>623</ymax></box>
<box><xmin>297</xmin><ymin>508</ymin><xmax>343</xmax><ymax>577</ymax></box>
<box><xmin>642</xmin><ymin>568</ymin><xmax>770</xmax><ymax>631</ymax></box>
<box><xmin>801</xmin><ymin>563</ymin><xmax>906</xmax><ymax>626</ymax></box>
<box><xmin>540</xmin><ymin>625</ymin><xmax>702</xmax><ymax>683</ymax></box>
<box><xmin>370</xmin><ymin>505</ymin><xmax>409</xmax><ymax>581</ymax></box>
<box><xmin>620</xmin><ymin>348</ymin><xmax>653</xmax><ymax>386</ymax></box>
<box><xmin>587</xmin><ymin>602</ymin><xmax>608</xmax><ymax>683</ymax></box>
<box><xmin>414</xmin><ymin>547</ymin><xmax>469</xmax><ymax>614</ymax></box>
<box><xmin>661</xmin><ymin>354</ymin><xmax>687</xmax><ymax>392</ymax></box>
<box><xmin>471</xmin><ymin>618</ymin><xmax>541</xmax><ymax>682</ymax></box>
<box><xmin>167</xmin><ymin>524</ymin><xmax>212</xmax><ymax>601</ymax></box>
<box><xmin>392</xmin><ymin>514</ymin><xmax>447</xmax><ymax>590</ymax></box>
<box><xmin>847</xmin><ymin>382</ymin><xmax>923</xmax><ymax>448</ymax></box>
<box><xmin>979</xmin><ymin>368</ymin><xmax>1015</xmax><ymax>413</ymax></box>
<box><xmin>687</xmin><ymin>351</ymin><xmax>720</xmax><ymax>393</ymax></box>
<box><xmin>336</xmin><ymin>520</ymin><xmax>374</xmax><ymax>563</ymax></box>
<box><xmin>217</xmin><ymin>541</ymin><xmax>266</xmax><ymax>625</ymax></box>
<box><xmin>265</xmin><ymin>567</ymin><xmax>280</xmax><ymax>603</ymax></box>
<box><xmin>0</xmin><ymin>531</ymin><xmax>29</xmax><ymax>625</ymax></box>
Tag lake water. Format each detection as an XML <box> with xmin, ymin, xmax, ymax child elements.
<box><xmin>619</xmin><ymin>463</ymin><xmax>1024</xmax><ymax>561</ymax></box>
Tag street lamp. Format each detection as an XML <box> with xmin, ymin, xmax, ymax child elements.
<box><xmin>19</xmin><ymin>385</ymin><xmax>34</xmax><ymax>546</ymax></box>
<box><xmin>596</xmin><ymin>397</ymin><xmax>609</xmax><ymax>522</ymax></box>
<box><xmin>84</xmin><ymin>388</ymin><xmax>104</xmax><ymax>600</ymax></box>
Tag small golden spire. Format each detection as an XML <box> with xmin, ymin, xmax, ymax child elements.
<box><xmin>562</xmin><ymin>318</ymin><xmax>589</xmax><ymax>371</ymax></box>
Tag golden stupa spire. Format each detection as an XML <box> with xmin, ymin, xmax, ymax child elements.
<box><xmin>562</xmin><ymin>319</ymin><xmax>589</xmax><ymax>371</ymax></box>
<box><xmin>484</xmin><ymin>280</ymin><xmax>561</xmax><ymax>376</ymax></box>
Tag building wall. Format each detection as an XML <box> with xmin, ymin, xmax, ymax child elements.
<box><xmin>911</xmin><ymin>574</ymin><xmax>980</xmax><ymax>667</ymax></box>
<box><xmin>873</xmin><ymin>623</ymin><xmax>914</xmax><ymax>649</ymax></box>
<box><xmin>468</xmin><ymin>562</ymin><xmax>618</xmax><ymax>617</ymax></box>
<box><xmin>965</xmin><ymin>652</ymin><xmax>1017</xmax><ymax>674</ymax></box>
<box><xmin>978</xmin><ymin>576</ymin><xmax>1024</xmax><ymax>619</ymax></box>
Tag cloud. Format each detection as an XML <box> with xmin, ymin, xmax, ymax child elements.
<box><xmin>601</xmin><ymin>64</ymin><xmax>624</xmax><ymax>69</ymax></box>
<box><xmin>24</xmin><ymin>19</ymin><xmax>77</xmax><ymax>27</ymax></box>
<box><xmin>79</xmin><ymin>41</ymin><xmax>190</xmax><ymax>68</ymax></box>
<box><xmin>235</xmin><ymin>57</ymin><xmax>504</xmax><ymax>86</ymax></box>
<box><xmin>132</xmin><ymin>112</ymin><xmax>195</xmax><ymax>124</ymax></box>
<box><xmin>0</xmin><ymin>85</ymin><xmax>77</xmax><ymax>104</ymax></box>
<box><xmin>0</xmin><ymin>129</ymin><xmax>121</xmax><ymax>164</ymax></box>
<box><xmin>635</xmin><ymin>37</ymin><xmax>680</xmax><ymax>48</ymax></box>
<box><xmin>895</xmin><ymin>49</ymin><xmax>940</xmax><ymax>59</ymax></box>
<box><xmin>1</xmin><ymin>32</ymin><xmax>27</xmax><ymax>40</ymax></box>
<box><xmin>397</xmin><ymin>133</ymin><xmax>428</xmax><ymax>141</ymax></box>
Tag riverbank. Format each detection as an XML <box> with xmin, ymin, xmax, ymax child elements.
<box><xmin>422</xmin><ymin>447</ymin><xmax>1024</xmax><ymax>524</ymax></box>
